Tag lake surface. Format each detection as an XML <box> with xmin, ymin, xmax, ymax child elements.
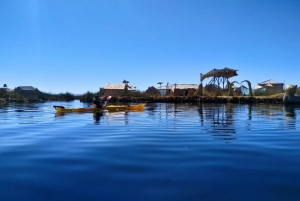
<box><xmin>1</xmin><ymin>100</ymin><xmax>300</xmax><ymax>201</ymax></box>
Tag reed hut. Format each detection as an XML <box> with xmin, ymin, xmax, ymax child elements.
<box><xmin>255</xmin><ymin>79</ymin><xmax>284</xmax><ymax>92</ymax></box>
<box><xmin>15</xmin><ymin>86</ymin><xmax>39</xmax><ymax>96</ymax></box>
<box><xmin>171</xmin><ymin>84</ymin><xmax>198</xmax><ymax>96</ymax></box>
<box><xmin>146</xmin><ymin>86</ymin><xmax>161</xmax><ymax>96</ymax></box>
<box><xmin>104</xmin><ymin>83</ymin><xmax>128</xmax><ymax>97</ymax></box>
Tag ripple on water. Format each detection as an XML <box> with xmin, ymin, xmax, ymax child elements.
<box><xmin>1</xmin><ymin>102</ymin><xmax>300</xmax><ymax>200</ymax></box>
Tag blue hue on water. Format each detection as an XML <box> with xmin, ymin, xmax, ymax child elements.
<box><xmin>1</xmin><ymin>100</ymin><xmax>300</xmax><ymax>201</ymax></box>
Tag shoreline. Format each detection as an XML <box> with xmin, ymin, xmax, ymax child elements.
<box><xmin>0</xmin><ymin>96</ymin><xmax>287</xmax><ymax>104</ymax></box>
<box><xmin>110</xmin><ymin>96</ymin><xmax>284</xmax><ymax>104</ymax></box>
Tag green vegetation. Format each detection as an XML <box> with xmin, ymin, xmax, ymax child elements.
<box><xmin>0</xmin><ymin>85</ymin><xmax>288</xmax><ymax>103</ymax></box>
<box><xmin>79</xmin><ymin>91</ymin><xmax>94</xmax><ymax>102</ymax></box>
<box><xmin>0</xmin><ymin>90</ymin><xmax>76</xmax><ymax>102</ymax></box>
<box><xmin>253</xmin><ymin>89</ymin><xmax>284</xmax><ymax>96</ymax></box>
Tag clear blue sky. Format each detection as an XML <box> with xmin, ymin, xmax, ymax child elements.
<box><xmin>1</xmin><ymin>0</ymin><xmax>300</xmax><ymax>94</ymax></box>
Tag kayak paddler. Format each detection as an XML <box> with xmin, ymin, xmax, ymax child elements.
<box><xmin>93</xmin><ymin>95</ymin><xmax>105</xmax><ymax>108</ymax></box>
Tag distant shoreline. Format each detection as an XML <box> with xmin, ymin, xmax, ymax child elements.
<box><xmin>0</xmin><ymin>95</ymin><xmax>286</xmax><ymax>104</ymax></box>
<box><xmin>111</xmin><ymin>96</ymin><xmax>284</xmax><ymax>104</ymax></box>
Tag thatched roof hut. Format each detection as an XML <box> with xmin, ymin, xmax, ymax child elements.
<box><xmin>171</xmin><ymin>84</ymin><xmax>198</xmax><ymax>96</ymax></box>
<box><xmin>146</xmin><ymin>86</ymin><xmax>161</xmax><ymax>96</ymax></box>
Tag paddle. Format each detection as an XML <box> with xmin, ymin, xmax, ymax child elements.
<box><xmin>103</xmin><ymin>96</ymin><xmax>112</xmax><ymax>106</ymax></box>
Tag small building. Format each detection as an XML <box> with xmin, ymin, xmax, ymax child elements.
<box><xmin>104</xmin><ymin>83</ymin><xmax>128</xmax><ymax>97</ymax></box>
<box><xmin>171</xmin><ymin>84</ymin><xmax>198</xmax><ymax>96</ymax></box>
<box><xmin>256</xmin><ymin>79</ymin><xmax>284</xmax><ymax>92</ymax></box>
<box><xmin>15</xmin><ymin>86</ymin><xmax>39</xmax><ymax>96</ymax></box>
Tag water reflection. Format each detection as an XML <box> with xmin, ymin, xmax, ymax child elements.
<box><xmin>284</xmin><ymin>104</ymin><xmax>298</xmax><ymax>118</ymax></box>
<box><xmin>283</xmin><ymin>104</ymin><xmax>300</xmax><ymax>129</ymax></box>
<box><xmin>93</xmin><ymin>111</ymin><xmax>104</xmax><ymax>123</ymax></box>
<box><xmin>3</xmin><ymin>100</ymin><xmax>300</xmax><ymax>132</ymax></box>
<box><xmin>199</xmin><ymin>103</ymin><xmax>236</xmax><ymax>141</ymax></box>
<box><xmin>252</xmin><ymin>104</ymin><xmax>284</xmax><ymax>118</ymax></box>
<box><xmin>2</xmin><ymin>102</ymin><xmax>300</xmax><ymax>201</ymax></box>
<box><xmin>248</xmin><ymin>104</ymin><xmax>253</xmax><ymax>120</ymax></box>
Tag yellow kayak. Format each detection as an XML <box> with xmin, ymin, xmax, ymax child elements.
<box><xmin>53</xmin><ymin>104</ymin><xmax>146</xmax><ymax>113</ymax></box>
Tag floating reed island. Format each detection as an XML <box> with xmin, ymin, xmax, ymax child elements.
<box><xmin>109</xmin><ymin>95</ymin><xmax>284</xmax><ymax>104</ymax></box>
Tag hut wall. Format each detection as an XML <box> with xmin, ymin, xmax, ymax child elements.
<box><xmin>104</xmin><ymin>89</ymin><xmax>125</xmax><ymax>97</ymax></box>
<box><xmin>272</xmin><ymin>84</ymin><xmax>284</xmax><ymax>92</ymax></box>
<box><xmin>173</xmin><ymin>89</ymin><xmax>187</xmax><ymax>96</ymax></box>
<box><xmin>15</xmin><ymin>88</ymin><xmax>38</xmax><ymax>96</ymax></box>
<box><xmin>260</xmin><ymin>84</ymin><xmax>284</xmax><ymax>92</ymax></box>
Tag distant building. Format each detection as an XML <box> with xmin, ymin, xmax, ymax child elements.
<box><xmin>15</xmin><ymin>86</ymin><xmax>39</xmax><ymax>96</ymax></box>
<box><xmin>255</xmin><ymin>79</ymin><xmax>284</xmax><ymax>92</ymax></box>
<box><xmin>104</xmin><ymin>83</ymin><xmax>128</xmax><ymax>97</ymax></box>
<box><xmin>171</xmin><ymin>84</ymin><xmax>198</xmax><ymax>96</ymax></box>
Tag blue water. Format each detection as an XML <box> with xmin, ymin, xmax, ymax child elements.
<box><xmin>1</xmin><ymin>100</ymin><xmax>300</xmax><ymax>201</ymax></box>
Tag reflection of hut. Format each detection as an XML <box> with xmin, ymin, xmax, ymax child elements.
<box><xmin>15</xmin><ymin>86</ymin><xmax>39</xmax><ymax>96</ymax></box>
<box><xmin>171</xmin><ymin>84</ymin><xmax>198</xmax><ymax>96</ymax></box>
<box><xmin>104</xmin><ymin>83</ymin><xmax>128</xmax><ymax>97</ymax></box>
<box><xmin>255</xmin><ymin>79</ymin><xmax>284</xmax><ymax>92</ymax></box>
<box><xmin>146</xmin><ymin>86</ymin><xmax>161</xmax><ymax>96</ymax></box>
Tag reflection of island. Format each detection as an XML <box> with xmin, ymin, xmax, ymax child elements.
<box><xmin>99</xmin><ymin>110</ymin><xmax>144</xmax><ymax>125</ymax></box>
<box><xmin>198</xmin><ymin>103</ymin><xmax>237</xmax><ymax>141</ymax></box>
<box><xmin>283</xmin><ymin>104</ymin><xmax>300</xmax><ymax>129</ymax></box>
<box><xmin>284</xmin><ymin>105</ymin><xmax>297</xmax><ymax>118</ymax></box>
<box><xmin>146</xmin><ymin>102</ymin><xmax>183</xmax><ymax>119</ymax></box>
<box><xmin>246</xmin><ymin>104</ymin><xmax>299</xmax><ymax>130</ymax></box>
<box><xmin>252</xmin><ymin>104</ymin><xmax>283</xmax><ymax>118</ymax></box>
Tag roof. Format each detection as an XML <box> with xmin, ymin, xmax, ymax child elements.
<box><xmin>255</xmin><ymin>85</ymin><xmax>264</xmax><ymax>89</ymax></box>
<box><xmin>17</xmin><ymin>86</ymin><xmax>37</xmax><ymax>90</ymax></box>
<box><xmin>104</xmin><ymin>83</ymin><xmax>126</xmax><ymax>89</ymax></box>
<box><xmin>171</xmin><ymin>84</ymin><xmax>198</xmax><ymax>90</ymax></box>
<box><xmin>258</xmin><ymin>79</ymin><xmax>283</xmax><ymax>85</ymax></box>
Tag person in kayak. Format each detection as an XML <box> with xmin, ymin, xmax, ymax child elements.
<box><xmin>93</xmin><ymin>95</ymin><xmax>105</xmax><ymax>108</ymax></box>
